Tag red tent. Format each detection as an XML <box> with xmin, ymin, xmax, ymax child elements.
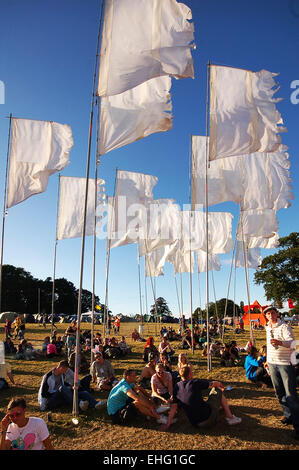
<box><xmin>242</xmin><ymin>300</ymin><xmax>268</xmax><ymax>326</ymax></box>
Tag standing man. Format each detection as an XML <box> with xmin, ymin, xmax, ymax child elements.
<box><xmin>1</xmin><ymin>397</ymin><xmax>54</xmax><ymax>450</ymax></box>
<box><xmin>264</xmin><ymin>306</ymin><xmax>299</xmax><ymax>440</ymax></box>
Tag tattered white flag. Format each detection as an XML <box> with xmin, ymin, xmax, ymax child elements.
<box><xmin>196</xmin><ymin>250</ymin><xmax>221</xmax><ymax>273</ymax></box>
<box><xmin>7</xmin><ymin>118</ymin><xmax>73</xmax><ymax>208</ymax></box>
<box><xmin>209</xmin><ymin>65</ymin><xmax>286</xmax><ymax>161</ymax></box>
<box><xmin>99</xmin><ymin>76</ymin><xmax>173</xmax><ymax>155</ymax></box>
<box><xmin>98</xmin><ymin>0</ymin><xmax>195</xmax><ymax>97</ymax></box>
<box><xmin>192</xmin><ymin>136</ymin><xmax>293</xmax><ymax>211</ymax></box>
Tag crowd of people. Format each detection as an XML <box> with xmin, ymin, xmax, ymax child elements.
<box><xmin>1</xmin><ymin>306</ymin><xmax>299</xmax><ymax>450</ymax></box>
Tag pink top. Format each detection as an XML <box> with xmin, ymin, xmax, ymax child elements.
<box><xmin>47</xmin><ymin>343</ymin><xmax>58</xmax><ymax>355</ymax></box>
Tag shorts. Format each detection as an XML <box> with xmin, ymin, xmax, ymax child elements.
<box><xmin>197</xmin><ymin>388</ymin><xmax>222</xmax><ymax>428</ymax></box>
<box><xmin>110</xmin><ymin>398</ymin><xmax>137</xmax><ymax>425</ymax></box>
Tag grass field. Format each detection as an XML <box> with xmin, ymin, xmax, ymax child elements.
<box><xmin>1</xmin><ymin>321</ymin><xmax>299</xmax><ymax>451</ymax></box>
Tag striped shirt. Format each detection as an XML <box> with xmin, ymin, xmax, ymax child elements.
<box><xmin>266</xmin><ymin>320</ymin><xmax>295</xmax><ymax>365</ymax></box>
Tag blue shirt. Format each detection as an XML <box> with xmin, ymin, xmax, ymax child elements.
<box><xmin>244</xmin><ymin>354</ymin><xmax>266</xmax><ymax>381</ymax></box>
<box><xmin>107</xmin><ymin>378</ymin><xmax>135</xmax><ymax>415</ymax></box>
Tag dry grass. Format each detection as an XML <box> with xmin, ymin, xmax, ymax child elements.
<box><xmin>1</xmin><ymin>321</ymin><xmax>298</xmax><ymax>450</ymax></box>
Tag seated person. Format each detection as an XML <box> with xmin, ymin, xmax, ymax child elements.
<box><xmin>4</xmin><ymin>338</ymin><xmax>17</xmax><ymax>356</ymax></box>
<box><xmin>177</xmin><ymin>353</ymin><xmax>192</xmax><ymax>375</ymax></box>
<box><xmin>0</xmin><ymin>361</ymin><xmax>15</xmax><ymax>390</ymax></box>
<box><xmin>38</xmin><ymin>360</ymin><xmax>105</xmax><ymax>412</ymax></box>
<box><xmin>143</xmin><ymin>337</ymin><xmax>159</xmax><ymax>362</ymax></box>
<box><xmin>220</xmin><ymin>343</ymin><xmax>236</xmax><ymax>367</ymax></box>
<box><xmin>46</xmin><ymin>340</ymin><xmax>60</xmax><ymax>359</ymax></box>
<box><xmin>160</xmin><ymin>365</ymin><xmax>242</xmax><ymax>431</ymax></box>
<box><xmin>244</xmin><ymin>345</ymin><xmax>273</xmax><ymax>387</ymax></box>
<box><xmin>68</xmin><ymin>346</ymin><xmax>89</xmax><ymax>373</ymax></box>
<box><xmin>159</xmin><ymin>353</ymin><xmax>180</xmax><ymax>384</ymax></box>
<box><xmin>151</xmin><ymin>363</ymin><xmax>173</xmax><ymax>407</ymax></box>
<box><xmin>118</xmin><ymin>336</ymin><xmax>131</xmax><ymax>356</ymax></box>
<box><xmin>41</xmin><ymin>337</ymin><xmax>51</xmax><ymax>356</ymax></box>
<box><xmin>15</xmin><ymin>339</ymin><xmax>40</xmax><ymax>360</ymax></box>
<box><xmin>209</xmin><ymin>341</ymin><xmax>224</xmax><ymax>358</ymax></box>
<box><xmin>94</xmin><ymin>333</ymin><xmax>103</xmax><ymax>346</ymax></box>
<box><xmin>158</xmin><ymin>335</ymin><xmax>175</xmax><ymax>362</ymax></box>
<box><xmin>52</xmin><ymin>335</ymin><xmax>64</xmax><ymax>355</ymax></box>
<box><xmin>181</xmin><ymin>329</ymin><xmax>193</xmax><ymax>350</ymax></box>
<box><xmin>229</xmin><ymin>341</ymin><xmax>241</xmax><ymax>363</ymax></box>
<box><xmin>107</xmin><ymin>369</ymin><xmax>166</xmax><ymax>426</ymax></box>
<box><xmin>104</xmin><ymin>337</ymin><xmax>122</xmax><ymax>359</ymax></box>
<box><xmin>131</xmin><ymin>329</ymin><xmax>141</xmax><ymax>341</ymax></box>
<box><xmin>139</xmin><ymin>353</ymin><xmax>157</xmax><ymax>389</ymax></box>
<box><xmin>90</xmin><ymin>352</ymin><xmax>118</xmax><ymax>391</ymax></box>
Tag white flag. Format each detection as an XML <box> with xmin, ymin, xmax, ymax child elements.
<box><xmin>107</xmin><ymin>170</ymin><xmax>157</xmax><ymax>248</ymax></box>
<box><xmin>98</xmin><ymin>0</ymin><xmax>195</xmax><ymax>97</ymax></box>
<box><xmin>209</xmin><ymin>65</ymin><xmax>286</xmax><ymax>161</ymax></box>
<box><xmin>235</xmin><ymin>243</ymin><xmax>262</xmax><ymax>270</ymax></box>
<box><xmin>181</xmin><ymin>210</ymin><xmax>233</xmax><ymax>254</ymax></box>
<box><xmin>57</xmin><ymin>177</ymin><xmax>102</xmax><ymax>240</ymax></box>
<box><xmin>192</xmin><ymin>136</ymin><xmax>293</xmax><ymax>211</ymax></box>
<box><xmin>99</xmin><ymin>76</ymin><xmax>173</xmax><ymax>155</ymax></box>
<box><xmin>196</xmin><ymin>250</ymin><xmax>221</xmax><ymax>272</ymax></box>
<box><xmin>237</xmin><ymin>209</ymin><xmax>278</xmax><ymax>240</ymax></box>
<box><xmin>7</xmin><ymin>119</ymin><xmax>73</xmax><ymax>208</ymax></box>
<box><xmin>138</xmin><ymin>198</ymin><xmax>181</xmax><ymax>256</ymax></box>
<box><xmin>169</xmin><ymin>242</ymin><xmax>194</xmax><ymax>274</ymax></box>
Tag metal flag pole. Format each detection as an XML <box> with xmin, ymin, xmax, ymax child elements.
<box><xmin>240</xmin><ymin>209</ymin><xmax>254</xmax><ymax>345</ymax></box>
<box><xmin>137</xmin><ymin>249</ymin><xmax>143</xmax><ymax>330</ymax></box>
<box><xmin>205</xmin><ymin>61</ymin><xmax>212</xmax><ymax>371</ymax></box>
<box><xmin>72</xmin><ymin>0</ymin><xmax>105</xmax><ymax>421</ymax></box>
<box><xmin>51</xmin><ymin>174</ymin><xmax>61</xmax><ymax>336</ymax></box>
<box><xmin>188</xmin><ymin>135</ymin><xmax>194</xmax><ymax>354</ymax></box>
<box><xmin>0</xmin><ymin>113</ymin><xmax>12</xmax><ymax>314</ymax></box>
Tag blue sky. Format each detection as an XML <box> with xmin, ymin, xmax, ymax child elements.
<box><xmin>0</xmin><ymin>0</ymin><xmax>298</xmax><ymax>317</ymax></box>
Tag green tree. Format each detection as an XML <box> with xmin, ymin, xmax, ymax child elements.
<box><xmin>150</xmin><ymin>297</ymin><xmax>172</xmax><ymax>317</ymax></box>
<box><xmin>199</xmin><ymin>298</ymin><xmax>241</xmax><ymax>320</ymax></box>
<box><xmin>254</xmin><ymin>232</ymin><xmax>299</xmax><ymax>304</ymax></box>
<box><xmin>2</xmin><ymin>265</ymin><xmax>40</xmax><ymax>313</ymax></box>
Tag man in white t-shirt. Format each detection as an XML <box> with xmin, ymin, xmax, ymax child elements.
<box><xmin>1</xmin><ymin>397</ymin><xmax>54</xmax><ymax>450</ymax></box>
<box><xmin>264</xmin><ymin>306</ymin><xmax>299</xmax><ymax>441</ymax></box>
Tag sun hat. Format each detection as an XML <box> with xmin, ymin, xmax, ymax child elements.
<box><xmin>263</xmin><ymin>306</ymin><xmax>279</xmax><ymax>315</ymax></box>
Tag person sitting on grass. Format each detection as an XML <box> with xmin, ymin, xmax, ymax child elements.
<box><xmin>158</xmin><ymin>335</ymin><xmax>175</xmax><ymax>362</ymax></box>
<box><xmin>143</xmin><ymin>337</ymin><xmax>159</xmax><ymax>362</ymax></box>
<box><xmin>159</xmin><ymin>353</ymin><xmax>180</xmax><ymax>385</ymax></box>
<box><xmin>51</xmin><ymin>335</ymin><xmax>64</xmax><ymax>355</ymax></box>
<box><xmin>139</xmin><ymin>353</ymin><xmax>157</xmax><ymax>389</ymax></box>
<box><xmin>4</xmin><ymin>337</ymin><xmax>17</xmax><ymax>356</ymax></box>
<box><xmin>107</xmin><ymin>369</ymin><xmax>169</xmax><ymax>426</ymax></box>
<box><xmin>220</xmin><ymin>343</ymin><xmax>237</xmax><ymax>367</ymax></box>
<box><xmin>118</xmin><ymin>336</ymin><xmax>131</xmax><ymax>356</ymax></box>
<box><xmin>131</xmin><ymin>328</ymin><xmax>141</xmax><ymax>341</ymax></box>
<box><xmin>15</xmin><ymin>339</ymin><xmax>41</xmax><ymax>360</ymax></box>
<box><xmin>244</xmin><ymin>345</ymin><xmax>273</xmax><ymax>387</ymax></box>
<box><xmin>159</xmin><ymin>365</ymin><xmax>242</xmax><ymax>431</ymax></box>
<box><xmin>46</xmin><ymin>340</ymin><xmax>60</xmax><ymax>359</ymax></box>
<box><xmin>1</xmin><ymin>397</ymin><xmax>54</xmax><ymax>450</ymax></box>
<box><xmin>90</xmin><ymin>352</ymin><xmax>118</xmax><ymax>391</ymax></box>
<box><xmin>151</xmin><ymin>363</ymin><xmax>173</xmax><ymax>408</ymax></box>
<box><xmin>41</xmin><ymin>336</ymin><xmax>51</xmax><ymax>356</ymax></box>
<box><xmin>68</xmin><ymin>346</ymin><xmax>89</xmax><ymax>373</ymax></box>
<box><xmin>38</xmin><ymin>360</ymin><xmax>105</xmax><ymax>412</ymax></box>
<box><xmin>177</xmin><ymin>353</ymin><xmax>192</xmax><ymax>376</ymax></box>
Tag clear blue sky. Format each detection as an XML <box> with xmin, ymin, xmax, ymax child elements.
<box><xmin>0</xmin><ymin>0</ymin><xmax>298</xmax><ymax>317</ymax></box>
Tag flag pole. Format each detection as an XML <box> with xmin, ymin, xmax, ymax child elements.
<box><xmin>205</xmin><ymin>61</ymin><xmax>211</xmax><ymax>371</ymax></box>
<box><xmin>137</xmin><ymin>249</ymin><xmax>143</xmax><ymax>329</ymax></box>
<box><xmin>0</xmin><ymin>113</ymin><xmax>12</xmax><ymax>314</ymax></box>
<box><xmin>50</xmin><ymin>174</ymin><xmax>61</xmax><ymax>336</ymax></box>
<box><xmin>188</xmin><ymin>134</ymin><xmax>194</xmax><ymax>354</ymax></box>
<box><xmin>240</xmin><ymin>209</ymin><xmax>254</xmax><ymax>345</ymax></box>
<box><xmin>72</xmin><ymin>0</ymin><xmax>105</xmax><ymax>420</ymax></box>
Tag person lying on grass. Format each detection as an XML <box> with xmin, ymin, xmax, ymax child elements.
<box><xmin>159</xmin><ymin>365</ymin><xmax>242</xmax><ymax>431</ymax></box>
<box><xmin>107</xmin><ymin>369</ymin><xmax>170</xmax><ymax>426</ymax></box>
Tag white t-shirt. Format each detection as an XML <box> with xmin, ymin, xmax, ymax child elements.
<box><xmin>6</xmin><ymin>417</ymin><xmax>49</xmax><ymax>450</ymax></box>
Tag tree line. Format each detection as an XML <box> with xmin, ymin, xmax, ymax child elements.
<box><xmin>1</xmin><ymin>264</ymin><xmax>102</xmax><ymax>315</ymax></box>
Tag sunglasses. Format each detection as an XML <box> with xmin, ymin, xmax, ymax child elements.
<box><xmin>9</xmin><ymin>411</ymin><xmax>22</xmax><ymax>418</ymax></box>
